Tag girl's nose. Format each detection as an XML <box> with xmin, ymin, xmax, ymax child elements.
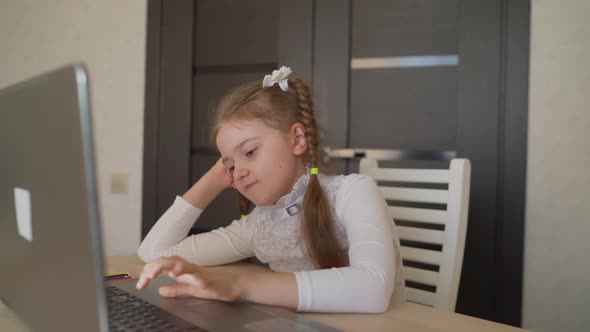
<box><xmin>235</xmin><ymin>166</ymin><xmax>248</xmax><ymax>180</ymax></box>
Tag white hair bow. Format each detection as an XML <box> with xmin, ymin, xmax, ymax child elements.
<box><xmin>262</xmin><ymin>66</ymin><xmax>292</xmax><ymax>92</ymax></box>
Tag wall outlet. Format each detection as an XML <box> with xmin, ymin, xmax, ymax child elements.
<box><xmin>110</xmin><ymin>172</ymin><xmax>128</xmax><ymax>194</ymax></box>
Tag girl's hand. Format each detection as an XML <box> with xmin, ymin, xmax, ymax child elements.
<box><xmin>206</xmin><ymin>158</ymin><xmax>235</xmax><ymax>190</ymax></box>
<box><xmin>182</xmin><ymin>158</ymin><xmax>234</xmax><ymax>209</ymax></box>
<box><xmin>135</xmin><ymin>256</ymin><xmax>241</xmax><ymax>302</ymax></box>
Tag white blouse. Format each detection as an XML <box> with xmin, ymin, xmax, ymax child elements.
<box><xmin>138</xmin><ymin>172</ymin><xmax>405</xmax><ymax>313</ymax></box>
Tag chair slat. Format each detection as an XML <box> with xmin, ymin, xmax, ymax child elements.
<box><xmin>389</xmin><ymin>206</ymin><xmax>447</xmax><ymax>225</ymax></box>
<box><xmin>400</xmin><ymin>246</ymin><xmax>442</xmax><ymax>265</ymax></box>
<box><xmin>398</xmin><ymin>226</ymin><xmax>445</xmax><ymax>245</ymax></box>
<box><xmin>406</xmin><ymin>288</ymin><xmax>435</xmax><ymax>306</ymax></box>
<box><xmin>404</xmin><ymin>267</ymin><xmax>439</xmax><ymax>286</ymax></box>
<box><xmin>379</xmin><ymin>187</ymin><xmax>448</xmax><ymax>204</ymax></box>
<box><xmin>365</xmin><ymin>167</ymin><xmax>450</xmax><ymax>184</ymax></box>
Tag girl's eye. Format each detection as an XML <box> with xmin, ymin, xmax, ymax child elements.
<box><xmin>228</xmin><ymin>166</ymin><xmax>234</xmax><ymax>173</ymax></box>
<box><xmin>246</xmin><ymin>148</ymin><xmax>257</xmax><ymax>157</ymax></box>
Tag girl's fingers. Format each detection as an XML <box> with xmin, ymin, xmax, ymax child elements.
<box><xmin>136</xmin><ymin>265</ymin><xmax>160</xmax><ymax>289</ymax></box>
<box><xmin>175</xmin><ymin>272</ymin><xmax>206</xmax><ymax>288</ymax></box>
<box><xmin>225</xmin><ymin>174</ymin><xmax>235</xmax><ymax>188</ymax></box>
<box><xmin>158</xmin><ymin>271</ymin><xmax>206</xmax><ymax>298</ymax></box>
<box><xmin>149</xmin><ymin>268</ymin><xmax>232</xmax><ymax>302</ymax></box>
<box><xmin>137</xmin><ymin>264</ymin><xmax>165</xmax><ymax>289</ymax></box>
<box><xmin>158</xmin><ymin>283</ymin><xmax>195</xmax><ymax>298</ymax></box>
<box><xmin>166</xmin><ymin>274</ymin><xmax>220</xmax><ymax>301</ymax></box>
<box><xmin>165</xmin><ymin>260</ymin><xmax>183</xmax><ymax>278</ymax></box>
<box><xmin>136</xmin><ymin>257</ymin><xmax>188</xmax><ymax>289</ymax></box>
<box><xmin>136</xmin><ymin>268</ymin><xmax>161</xmax><ymax>289</ymax></box>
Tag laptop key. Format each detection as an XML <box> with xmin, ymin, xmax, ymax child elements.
<box><xmin>106</xmin><ymin>286</ymin><xmax>128</xmax><ymax>296</ymax></box>
<box><xmin>110</xmin><ymin>295</ymin><xmax>129</xmax><ymax>303</ymax></box>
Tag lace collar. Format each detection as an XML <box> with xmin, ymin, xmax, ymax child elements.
<box><xmin>256</xmin><ymin>166</ymin><xmax>311</xmax><ymax>218</ymax></box>
<box><xmin>274</xmin><ymin>169</ymin><xmax>310</xmax><ymax>208</ymax></box>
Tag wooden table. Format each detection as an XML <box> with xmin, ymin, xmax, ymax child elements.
<box><xmin>1</xmin><ymin>255</ymin><xmax>526</xmax><ymax>332</ymax></box>
<box><xmin>107</xmin><ymin>256</ymin><xmax>524</xmax><ymax>332</ymax></box>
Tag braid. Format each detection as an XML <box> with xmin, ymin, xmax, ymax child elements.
<box><xmin>288</xmin><ymin>78</ymin><xmax>348</xmax><ymax>269</ymax></box>
<box><xmin>289</xmin><ymin>79</ymin><xmax>320</xmax><ymax>166</ymax></box>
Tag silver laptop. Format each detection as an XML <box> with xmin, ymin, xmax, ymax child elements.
<box><xmin>0</xmin><ymin>65</ymin><xmax>339</xmax><ymax>332</ymax></box>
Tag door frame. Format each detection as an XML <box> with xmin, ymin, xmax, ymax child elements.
<box><xmin>454</xmin><ymin>0</ymin><xmax>529</xmax><ymax>325</ymax></box>
<box><xmin>142</xmin><ymin>0</ymin><xmax>194</xmax><ymax>238</ymax></box>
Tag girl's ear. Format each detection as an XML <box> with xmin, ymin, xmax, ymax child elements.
<box><xmin>290</xmin><ymin>122</ymin><xmax>308</xmax><ymax>156</ymax></box>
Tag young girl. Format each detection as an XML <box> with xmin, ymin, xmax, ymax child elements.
<box><xmin>136</xmin><ymin>67</ymin><xmax>405</xmax><ymax>313</ymax></box>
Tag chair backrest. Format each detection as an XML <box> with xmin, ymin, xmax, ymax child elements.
<box><xmin>359</xmin><ymin>158</ymin><xmax>471</xmax><ymax>311</ymax></box>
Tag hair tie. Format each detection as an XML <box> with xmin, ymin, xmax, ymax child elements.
<box><xmin>241</xmin><ymin>214</ymin><xmax>248</xmax><ymax>218</ymax></box>
<box><xmin>262</xmin><ymin>66</ymin><xmax>292</xmax><ymax>92</ymax></box>
<box><xmin>310</xmin><ymin>167</ymin><xmax>319</xmax><ymax>175</ymax></box>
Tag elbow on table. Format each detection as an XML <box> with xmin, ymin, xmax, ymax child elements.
<box><xmin>137</xmin><ymin>245</ymin><xmax>150</xmax><ymax>263</ymax></box>
<box><xmin>361</xmin><ymin>282</ymin><xmax>392</xmax><ymax>313</ymax></box>
<box><xmin>137</xmin><ymin>242</ymin><xmax>161</xmax><ymax>263</ymax></box>
<box><xmin>365</xmin><ymin>292</ymin><xmax>390</xmax><ymax>313</ymax></box>
<box><xmin>356</xmin><ymin>265</ymin><xmax>395</xmax><ymax>313</ymax></box>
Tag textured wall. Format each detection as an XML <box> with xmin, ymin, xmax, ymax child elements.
<box><xmin>0</xmin><ymin>0</ymin><xmax>147</xmax><ymax>255</ymax></box>
<box><xmin>524</xmin><ymin>1</ymin><xmax>590</xmax><ymax>331</ymax></box>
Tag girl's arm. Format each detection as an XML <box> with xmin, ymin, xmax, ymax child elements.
<box><xmin>136</xmin><ymin>256</ymin><xmax>299</xmax><ymax>309</ymax></box>
<box><xmin>237</xmin><ymin>269</ymin><xmax>299</xmax><ymax>309</ymax></box>
<box><xmin>236</xmin><ymin>175</ymin><xmax>395</xmax><ymax>313</ymax></box>
<box><xmin>291</xmin><ymin>175</ymin><xmax>398</xmax><ymax>313</ymax></box>
<box><xmin>138</xmin><ymin>159</ymin><xmax>254</xmax><ymax>265</ymax></box>
<box><xmin>181</xmin><ymin>158</ymin><xmax>232</xmax><ymax>210</ymax></box>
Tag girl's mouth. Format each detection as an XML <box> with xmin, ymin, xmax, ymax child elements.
<box><xmin>244</xmin><ymin>181</ymin><xmax>257</xmax><ymax>191</ymax></box>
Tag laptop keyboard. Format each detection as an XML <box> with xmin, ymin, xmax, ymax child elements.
<box><xmin>106</xmin><ymin>286</ymin><xmax>207</xmax><ymax>332</ymax></box>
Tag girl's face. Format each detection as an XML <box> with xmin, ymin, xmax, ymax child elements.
<box><xmin>216</xmin><ymin>118</ymin><xmax>308</xmax><ymax>206</ymax></box>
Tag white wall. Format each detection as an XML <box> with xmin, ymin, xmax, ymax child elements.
<box><xmin>0</xmin><ymin>0</ymin><xmax>147</xmax><ymax>255</ymax></box>
<box><xmin>524</xmin><ymin>1</ymin><xmax>590</xmax><ymax>331</ymax></box>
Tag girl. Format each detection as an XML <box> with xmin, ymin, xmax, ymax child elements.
<box><xmin>136</xmin><ymin>67</ymin><xmax>405</xmax><ymax>313</ymax></box>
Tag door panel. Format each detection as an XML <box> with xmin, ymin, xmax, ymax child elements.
<box><xmin>352</xmin><ymin>0</ymin><xmax>459</xmax><ymax>57</ymax></box>
<box><xmin>350</xmin><ymin>67</ymin><xmax>458</xmax><ymax>150</ymax></box>
<box><xmin>194</xmin><ymin>0</ymin><xmax>278</xmax><ymax>66</ymax></box>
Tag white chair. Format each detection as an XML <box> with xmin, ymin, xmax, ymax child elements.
<box><xmin>359</xmin><ymin>158</ymin><xmax>471</xmax><ymax>311</ymax></box>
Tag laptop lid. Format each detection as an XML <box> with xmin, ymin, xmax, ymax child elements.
<box><xmin>0</xmin><ymin>64</ymin><xmax>108</xmax><ymax>332</ymax></box>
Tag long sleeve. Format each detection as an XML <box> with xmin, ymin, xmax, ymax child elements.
<box><xmin>293</xmin><ymin>175</ymin><xmax>398</xmax><ymax>313</ymax></box>
<box><xmin>138</xmin><ymin>196</ymin><xmax>254</xmax><ymax>266</ymax></box>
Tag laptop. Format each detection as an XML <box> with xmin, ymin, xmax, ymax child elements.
<box><xmin>0</xmin><ymin>64</ymin><xmax>339</xmax><ymax>332</ymax></box>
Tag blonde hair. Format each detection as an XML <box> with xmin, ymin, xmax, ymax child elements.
<box><xmin>210</xmin><ymin>78</ymin><xmax>348</xmax><ymax>269</ymax></box>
